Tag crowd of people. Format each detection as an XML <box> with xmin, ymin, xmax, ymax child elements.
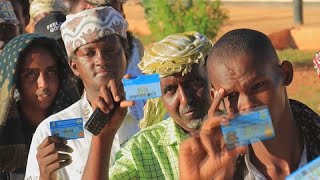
<box><xmin>0</xmin><ymin>0</ymin><xmax>319</xmax><ymax>180</ymax></box>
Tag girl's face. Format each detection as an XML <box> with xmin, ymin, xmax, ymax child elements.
<box><xmin>18</xmin><ymin>47</ymin><xmax>60</xmax><ymax>111</ymax></box>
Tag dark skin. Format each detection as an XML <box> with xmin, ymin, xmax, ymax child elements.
<box><xmin>81</xmin><ymin>64</ymin><xmax>210</xmax><ymax>180</ymax></box>
<box><xmin>160</xmin><ymin>65</ymin><xmax>210</xmax><ymax>133</ymax></box>
<box><xmin>36</xmin><ymin>34</ymin><xmax>134</xmax><ymax>179</ymax></box>
<box><xmin>179</xmin><ymin>53</ymin><xmax>304</xmax><ymax>179</ymax></box>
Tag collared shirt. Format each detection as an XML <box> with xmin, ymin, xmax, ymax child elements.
<box><xmin>109</xmin><ymin>117</ymin><xmax>189</xmax><ymax>179</ymax></box>
<box><xmin>25</xmin><ymin>92</ymin><xmax>140</xmax><ymax>180</ymax></box>
<box><xmin>234</xmin><ymin>99</ymin><xmax>320</xmax><ymax>179</ymax></box>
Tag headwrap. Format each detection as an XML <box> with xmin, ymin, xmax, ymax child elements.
<box><xmin>0</xmin><ymin>1</ymin><xmax>19</xmax><ymax>25</ymax></box>
<box><xmin>61</xmin><ymin>6</ymin><xmax>128</xmax><ymax>57</ymax></box>
<box><xmin>313</xmin><ymin>52</ymin><xmax>320</xmax><ymax>79</ymax></box>
<box><xmin>85</xmin><ymin>0</ymin><xmax>128</xmax><ymax>5</ymax></box>
<box><xmin>29</xmin><ymin>0</ymin><xmax>68</xmax><ymax>22</ymax></box>
<box><xmin>138</xmin><ymin>31</ymin><xmax>213</xmax><ymax>128</ymax></box>
<box><xmin>0</xmin><ymin>33</ymin><xmax>79</xmax><ymax>172</ymax></box>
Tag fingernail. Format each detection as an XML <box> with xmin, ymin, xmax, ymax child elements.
<box><xmin>115</xmin><ymin>95</ymin><xmax>121</xmax><ymax>102</ymax></box>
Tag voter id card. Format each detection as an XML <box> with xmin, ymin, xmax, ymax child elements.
<box><xmin>50</xmin><ymin>118</ymin><xmax>84</xmax><ymax>140</ymax></box>
<box><xmin>123</xmin><ymin>74</ymin><xmax>161</xmax><ymax>101</ymax></box>
<box><xmin>286</xmin><ymin>156</ymin><xmax>320</xmax><ymax>180</ymax></box>
<box><xmin>221</xmin><ymin>106</ymin><xmax>275</xmax><ymax>150</ymax></box>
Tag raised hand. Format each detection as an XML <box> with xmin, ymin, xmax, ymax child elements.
<box><xmin>179</xmin><ymin>88</ymin><xmax>247</xmax><ymax>180</ymax></box>
<box><xmin>36</xmin><ymin>136</ymin><xmax>73</xmax><ymax>180</ymax></box>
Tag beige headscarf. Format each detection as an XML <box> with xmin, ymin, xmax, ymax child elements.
<box><xmin>138</xmin><ymin>31</ymin><xmax>213</xmax><ymax>128</ymax></box>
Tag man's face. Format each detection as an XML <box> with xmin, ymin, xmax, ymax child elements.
<box><xmin>161</xmin><ymin>65</ymin><xmax>210</xmax><ymax>132</ymax></box>
<box><xmin>19</xmin><ymin>47</ymin><xmax>60</xmax><ymax>111</ymax></box>
<box><xmin>0</xmin><ymin>22</ymin><xmax>19</xmax><ymax>52</ymax></box>
<box><xmin>72</xmin><ymin>35</ymin><xmax>126</xmax><ymax>92</ymax></box>
<box><xmin>207</xmin><ymin>54</ymin><xmax>291</xmax><ymax>131</ymax></box>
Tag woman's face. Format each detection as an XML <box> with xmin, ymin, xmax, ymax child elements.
<box><xmin>18</xmin><ymin>47</ymin><xmax>60</xmax><ymax>111</ymax></box>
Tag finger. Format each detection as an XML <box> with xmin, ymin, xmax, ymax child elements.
<box><xmin>123</xmin><ymin>74</ymin><xmax>131</xmax><ymax>79</ymax></box>
<box><xmin>100</xmin><ymin>85</ymin><xmax>114</xmax><ymax>109</ymax></box>
<box><xmin>37</xmin><ymin>143</ymin><xmax>73</xmax><ymax>158</ymax></box>
<box><xmin>46</xmin><ymin>158</ymin><xmax>73</xmax><ymax>173</ymax></box>
<box><xmin>179</xmin><ymin>137</ymin><xmax>205</xmax><ymax>180</ymax></box>
<box><xmin>208</xmin><ymin>88</ymin><xmax>225</xmax><ymax>117</ymax></box>
<box><xmin>44</xmin><ymin>153</ymin><xmax>72</xmax><ymax>166</ymax></box>
<box><xmin>95</xmin><ymin>96</ymin><xmax>111</xmax><ymax>114</ymax></box>
<box><xmin>119</xmin><ymin>100</ymin><xmax>135</xmax><ymax>108</ymax></box>
<box><xmin>38</xmin><ymin>136</ymin><xmax>67</xmax><ymax>150</ymax></box>
<box><xmin>199</xmin><ymin>117</ymin><xmax>230</xmax><ymax>157</ymax></box>
<box><xmin>108</xmin><ymin>79</ymin><xmax>121</xmax><ymax>102</ymax></box>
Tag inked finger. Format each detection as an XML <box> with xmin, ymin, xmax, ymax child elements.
<box><xmin>120</xmin><ymin>100</ymin><xmax>135</xmax><ymax>108</ymax></box>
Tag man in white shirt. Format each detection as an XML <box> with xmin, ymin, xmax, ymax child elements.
<box><xmin>25</xmin><ymin>6</ymin><xmax>139</xmax><ymax>180</ymax></box>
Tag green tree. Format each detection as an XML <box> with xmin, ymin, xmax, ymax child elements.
<box><xmin>141</xmin><ymin>0</ymin><xmax>228</xmax><ymax>40</ymax></box>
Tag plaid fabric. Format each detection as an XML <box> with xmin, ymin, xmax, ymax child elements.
<box><xmin>109</xmin><ymin>117</ymin><xmax>189</xmax><ymax>179</ymax></box>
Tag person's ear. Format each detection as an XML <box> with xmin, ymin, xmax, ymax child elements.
<box><xmin>69</xmin><ymin>59</ymin><xmax>80</xmax><ymax>77</ymax></box>
<box><xmin>280</xmin><ymin>60</ymin><xmax>293</xmax><ymax>86</ymax></box>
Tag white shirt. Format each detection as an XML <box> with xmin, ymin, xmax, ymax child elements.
<box><xmin>244</xmin><ymin>144</ymin><xmax>307</xmax><ymax>180</ymax></box>
<box><xmin>25</xmin><ymin>93</ymin><xmax>140</xmax><ymax>180</ymax></box>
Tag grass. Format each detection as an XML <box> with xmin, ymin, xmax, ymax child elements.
<box><xmin>277</xmin><ymin>48</ymin><xmax>316</xmax><ymax>67</ymax></box>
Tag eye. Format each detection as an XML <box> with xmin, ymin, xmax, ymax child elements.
<box><xmin>163</xmin><ymin>85</ymin><xmax>178</xmax><ymax>95</ymax></box>
<box><xmin>225</xmin><ymin>92</ymin><xmax>238</xmax><ymax>99</ymax></box>
<box><xmin>24</xmin><ymin>71</ymin><xmax>38</xmax><ymax>79</ymax></box>
<box><xmin>251</xmin><ymin>82</ymin><xmax>265</xmax><ymax>91</ymax></box>
<box><xmin>83</xmin><ymin>49</ymin><xmax>96</xmax><ymax>57</ymax></box>
<box><xmin>47</xmin><ymin>69</ymin><xmax>58</xmax><ymax>76</ymax></box>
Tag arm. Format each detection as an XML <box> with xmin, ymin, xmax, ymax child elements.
<box><xmin>82</xmin><ymin>77</ymin><xmax>134</xmax><ymax>180</ymax></box>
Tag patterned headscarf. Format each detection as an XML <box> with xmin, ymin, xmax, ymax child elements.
<box><xmin>29</xmin><ymin>0</ymin><xmax>68</xmax><ymax>22</ymax></box>
<box><xmin>85</xmin><ymin>0</ymin><xmax>128</xmax><ymax>5</ymax></box>
<box><xmin>313</xmin><ymin>52</ymin><xmax>320</xmax><ymax>79</ymax></box>
<box><xmin>138</xmin><ymin>32</ymin><xmax>213</xmax><ymax>128</ymax></box>
<box><xmin>0</xmin><ymin>33</ymin><xmax>79</xmax><ymax>172</ymax></box>
<box><xmin>61</xmin><ymin>6</ymin><xmax>128</xmax><ymax>57</ymax></box>
<box><xmin>0</xmin><ymin>1</ymin><xmax>19</xmax><ymax>25</ymax></box>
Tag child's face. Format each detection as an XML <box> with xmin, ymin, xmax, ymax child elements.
<box><xmin>207</xmin><ymin>53</ymin><xmax>292</xmax><ymax>131</ymax></box>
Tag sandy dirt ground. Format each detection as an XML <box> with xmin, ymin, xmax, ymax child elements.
<box><xmin>123</xmin><ymin>1</ymin><xmax>320</xmax><ymax>113</ymax></box>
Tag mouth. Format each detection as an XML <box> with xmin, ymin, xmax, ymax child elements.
<box><xmin>37</xmin><ymin>93</ymin><xmax>50</xmax><ymax>101</ymax></box>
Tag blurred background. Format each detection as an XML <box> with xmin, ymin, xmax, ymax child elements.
<box><xmin>123</xmin><ymin>0</ymin><xmax>320</xmax><ymax>114</ymax></box>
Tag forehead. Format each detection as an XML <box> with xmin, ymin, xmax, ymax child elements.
<box><xmin>208</xmin><ymin>54</ymin><xmax>275</xmax><ymax>89</ymax></box>
<box><xmin>22</xmin><ymin>47</ymin><xmax>57</xmax><ymax>67</ymax></box>
<box><xmin>77</xmin><ymin>34</ymin><xmax>121</xmax><ymax>50</ymax></box>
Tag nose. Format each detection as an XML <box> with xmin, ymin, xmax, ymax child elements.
<box><xmin>37</xmin><ymin>73</ymin><xmax>48</xmax><ymax>89</ymax></box>
<box><xmin>238</xmin><ymin>93</ymin><xmax>257</xmax><ymax>112</ymax></box>
<box><xmin>178</xmin><ymin>85</ymin><xmax>192</xmax><ymax>107</ymax></box>
<box><xmin>94</xmin><ymin>50</ymin><xmax>108</xmax><ymax>66</ymax></box>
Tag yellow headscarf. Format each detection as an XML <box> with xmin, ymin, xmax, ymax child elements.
<box><xmin>138</xmin><ymin>31</ymin><xmax>213</xmax><ymax>128</ymax></box>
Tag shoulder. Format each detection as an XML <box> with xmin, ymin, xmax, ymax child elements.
<box><xmin>122</xmin><ymin>120</ymin><xmax>169</xmax><ymax>147</ymax></box>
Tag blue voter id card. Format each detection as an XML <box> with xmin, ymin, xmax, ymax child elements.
<box><xmin>221</xmin><ymin>106</ymin><xmax>275</xmax><ymax>150</ymax></box>
<box><xmin>50</xmin><ymin>118</ymin><xmax>84</xmax><ymax>140</ymax></box>
<box><xmin>123</xmin><ymin>74</ymin><xmax>161</xmax><ymax>101</ymax></box>
<box><xmin>286</xmin><ymin>156</ymin><xmax>320</xmax><ymax>180</ymax></box>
